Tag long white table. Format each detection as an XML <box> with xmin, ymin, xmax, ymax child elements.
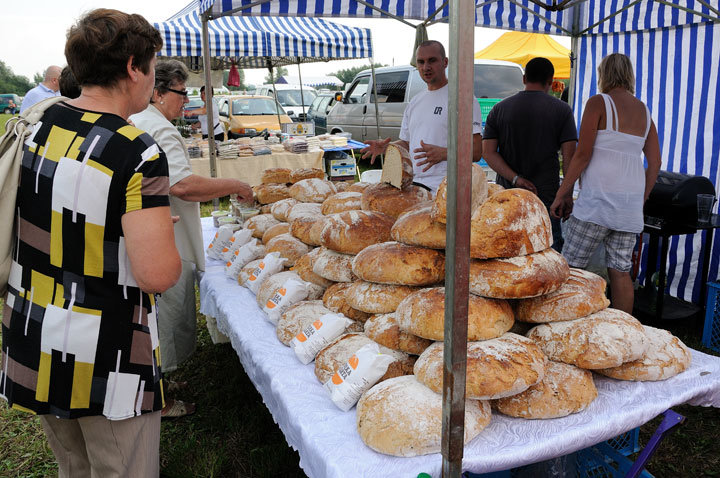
<box><xmin>198</xmin><ymin>217</ymin><xmax>720</xmax><ymax>478</ymax></box>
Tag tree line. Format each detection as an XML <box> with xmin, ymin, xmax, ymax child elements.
<box><xmin>0</xmin><ymin>61</ymin><xmax>40</xmax><ymax>95</ymax></box>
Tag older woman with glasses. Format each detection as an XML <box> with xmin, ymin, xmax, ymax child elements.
<box><xmin>131</xmin><ymin>60</ymin><xmax>252</xmax><ymax>418</ymax></box>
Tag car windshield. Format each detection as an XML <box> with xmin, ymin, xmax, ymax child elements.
<box><xmin>473</xmin><ymin>65</ymin><xmax>525</xmax><ymax>99</ymax></box>
<box><xmin>276</xmin><ymin>89</ymin><xmax>316</xmax><ymax>107</ymax></box>
<box><xmin>232</xmin><ymin>98</ymin><xmax>284</xmax><ymax>115</ymax></box>
<box><xmin>185</xmin><ymin>98</ymin><xmax>204</xmax><ymax>109</ymax></box>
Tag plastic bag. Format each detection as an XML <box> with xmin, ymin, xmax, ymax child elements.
<box><xmin>225</xmin><ymin>240</ymin><xmax>265</xmax><ymax>279</ymax></box>
<box><xmin>263</xmin><ymin>278</ymin><xmax>310</xmax><ymax>325</ymax></box>
<box><xmin>244</xmin><ymin>252</ymin><xmax>287</xmax><ymax>293</ymax></box>
<box><xmin>206</xmin><ymin>224</ymin><xmax>240</xmax><ymax>260</ymax></box>
<box><xmin>221</xmin><ymin>228</ymin><xmax>254</xmax><ymax>262</ymax></box>
<box><xmin>291</xmin><ymin>313</ymin><xmax>352</xmax><ymax>365</ymax></box>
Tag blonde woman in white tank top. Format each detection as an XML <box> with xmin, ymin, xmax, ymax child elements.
<box><xmin>550</xmin><ymin>53</ymin><xmax>662</xmax><ymax>313</ymax></box>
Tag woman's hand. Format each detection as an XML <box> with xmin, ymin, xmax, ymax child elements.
<box><xmin>550</xmin><ymin>193</ymin><xmax>573</xmax><ymax>220</ymax></box>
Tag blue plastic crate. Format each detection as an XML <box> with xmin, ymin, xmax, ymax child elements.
<box><xmin>606</xmin><ymin>427</ymin><xmax>641</xmax><ymax>456</ymax></box>
<box><xmin>702</xmin><ymin>282</ymin><xmax>720</xmax><ymax>353</ymax></box>
<box><xmin>576</xmin><ymin>442</ymin><xmax>654</xmax><ymax>478</ymax></box>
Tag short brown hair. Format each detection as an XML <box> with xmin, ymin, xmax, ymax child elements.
<box><xmin>598</xmin><ymin>53</ymin><xmax>635</xmax><ymax>94</ymax></box>
<box><xmin>65</xmin><ymin>9</ymin><xmax>163</xmax><ymax>88</ymax></box>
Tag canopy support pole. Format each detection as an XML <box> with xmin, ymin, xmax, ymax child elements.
<box><xmin>268</xmin><ymin>59</ymin><xmax>283</xmax><ymax>132</ymax></box>
<box><xmin>568</xmin><ymin>4</ymin><xmax>581</xmax><ymax>113</ymax></box>
<box><xmin>201</xmin><ymin>10</ymin><xmax>219</xmax><ymax>209</ymax></box>
<box><xmin>297</xmin><ymin>59</ymin><xmax>306</xmax><ymax>121</ymax></box>
<box><xmin>442</xmin><ymin>0</ymin><xmax>473</xmax><ymax>476</ymax></box>
<box><xmin>369</xmin><ymin>57</ymin><xmax>382</xmax><ymax>152</ymax></box>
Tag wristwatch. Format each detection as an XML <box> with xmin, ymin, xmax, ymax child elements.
<box><xmin>511</xmin><ymin>174</ymin><xmax>520</xmax><ymax>186</ymax></box>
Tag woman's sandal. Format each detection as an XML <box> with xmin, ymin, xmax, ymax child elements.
<box><xmin>161</xmin><ymin>399</ymin><xmax>196</xmax><ymax>419</ymax></box>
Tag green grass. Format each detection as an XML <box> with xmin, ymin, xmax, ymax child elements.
<box><xmin>0</xmin><ymin>114</ymin><xmax>14</xmax><ymax>136</ymax></box>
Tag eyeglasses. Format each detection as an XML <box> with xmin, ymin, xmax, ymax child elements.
<box><xmin>166</xmin><ymin>87</ymin><xmax>188</xmax><ymax>97</ymax></box>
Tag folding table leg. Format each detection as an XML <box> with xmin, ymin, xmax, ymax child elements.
<box><xmin>626</xmin><ymin>409</ymin><xmax>685</xmax><ymax>478</ymax></box>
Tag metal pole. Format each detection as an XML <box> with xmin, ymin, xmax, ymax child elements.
<box><xmin>297</xmin><ymin>59</ymin><xmax>306</xmax><ymax>121</ymax></box>
<box><xmin>568</xmin><ymin>5</ymin><xmax>581</xmax><ymax>112</ymax></box>
<box><xmin>202</xmin><ymin>11</ymin><xmax>219</xmax><ymax>210</ymax></box>
<box><xmin>369</xmin><ymin>58</ymin><xmax>382</xmax><ymax>149</ymax></box>
<box><xmin>268</xmin><ymin>59</ymin><xmax>283</xmax><ymax>131</ymax></box>
<box><xmin>442</xmin><ymin>0</ymin><xmax>473</xmax><ymax>476</ymax></box>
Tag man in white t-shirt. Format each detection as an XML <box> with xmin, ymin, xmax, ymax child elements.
<box><xmin>361</xmin><ymin>41</ymin><xmax>483</xmax><ymax>192</ymax></box>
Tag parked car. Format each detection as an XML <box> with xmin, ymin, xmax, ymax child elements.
<box><xmin>255</xmin><ymin>84</ymin><xmax>317</xmax><ymax>121</ymax></box>
<box><xmin>306</xmin><ymin>92</ymin><xmax>336</xmax><ymax>134</ymax></box>
<box><xmin>183</xmin><ymin>95</ymin><xmax>204</xmax><ymax>122</ymax></box>
<box><xmin>217</xmin><ymin>95</ymin><xmax>292</xmax><ymax>137</ymax></box>
<box><xmin>326</xmin><ymin>60</ymin><xmax>524</xmax><ymax>142</ymax></box>
<box><xmin>0</xmin><ymin>94</ymin><xmax>22</xmax><ymax>114</ymax></box>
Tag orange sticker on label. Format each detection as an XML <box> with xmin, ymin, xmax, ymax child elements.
<box><xmin>266</xmin><ymin>300</ymin><xmax>276</xmax><ymax>309</ymax></box>
<box><xmin>296</xmin><ymin>332</ymin><xmax>307</xmax><ymax>342</ymax></box>
<box><xmin>331</xmin><ymin>372</ymin><xmax>343</xmax><ymax>385</ymax></box>
<box><xmin>312</xmin><ymin>320</ymin><xmax>323</xmax><ymax>330</ymax></box>
<box><xmin>348</xmin><ymin>355</ymin><xmax>359</xmax><ymax>370</ymax></box>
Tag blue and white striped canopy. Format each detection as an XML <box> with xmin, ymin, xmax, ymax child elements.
<box><xmin>154</xmin><ymin>3</ymin><xmax>372</xmax><ymax>69</ymax></box>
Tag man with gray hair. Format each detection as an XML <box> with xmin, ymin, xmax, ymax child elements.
<box><xmin>19</xmin><ymin>65</ymin><xmax>62</xmax><ymax>113</ymax></box>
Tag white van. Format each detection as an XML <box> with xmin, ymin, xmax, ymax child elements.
<box><xmin>255</xmin><ymin>84</ymin><xmax>318</xmax><ymax>121</ymax></box>
<box><xmin>326</xmin><ymin>60</ymin><xmax>524</xmax><ymax>142</ymax></box>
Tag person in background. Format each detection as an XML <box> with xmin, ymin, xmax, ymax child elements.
<box><xmin>550</xmin><ymin>53</ymin><xmax>661</xmax><ymax>313</ymax></box>
<box><xmin>192</xmin><ymin>85</ymin><xmax>225</xmax><ymax>141</ymax></box>
<box><xmin>360</xmin><ymin>40</ymin><xmax>483</xmax><ymax>193</ymax></box>
<box><xmin>58</xmin><ymin>66</ymin><xmax>81</xmax><ymax>99</ymax></box>
<box><xmin>19</xmin><ymin>65</ymin><xmax>61</xmax><ymax>113</ymax></box>
<box><xmin>131</xmin><ymin>60</ymin><xmax>253</xmax><ymax>418</ymax></box>
<box><xmin>1</xmin><ymin>9</ymin><xmax>181</xmax><ymax>477</ymax></box>
<box><xmin>482</xmin><ymin>57</ymin><xmax>577</xmax><ymax>251</ymax></box>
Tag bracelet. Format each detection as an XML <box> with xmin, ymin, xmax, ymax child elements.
<box><xmin>511</xmin><ymin>174</ymin><xmax>520</xmax><ymax>186</ymax></box>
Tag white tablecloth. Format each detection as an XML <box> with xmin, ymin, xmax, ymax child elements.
<box><xmin>198</xmin><ymin>217</ymin><xmax>720</xmax><ymax>478</ymax></box>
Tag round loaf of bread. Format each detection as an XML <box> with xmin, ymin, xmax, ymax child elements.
<box><xmin>322</xmin><ymin>282</ymin><xmax>371</xmax><ymax>322</ymax></box>
<box><xmin>314</xmin><ymin>333</ymin><xmax>415</xmax><ymax>384</ymax></box>
<box><xmin>287</xmin><ymin>202</ymin><xmax>323</xmax><ymax>223</ymax></box>
<box><xmin>487</xmin><ymin>182</ymin><xmax>504</xmax><ymax>197</ymax></box>
<box><xmin>290</xmin><ymin>216</ymin><xmax>323</xmax><ymax>246</ymax></box>
<box><xmin>344</xmin><ymin>281</ymin><xmax>419</xmax><ymax>314</ymax></box>
<box><xmin>259</xmin><ymin>204</ymin><xmax>272</xmax><ymax>214</ymax></box>
<box><xmin>238</xmin><ymin>259</ymin><xmax>263</xmax><ymax>285</ymax></box>
<box><xmin>390</xmin><ymin>205</ymin><xmax>446</xmax><ymax>249</ymax></box>
<box><xmin>308</xmin><ymin>216</ymin><xmax>328</xmax><ymax>246</ymax></box>
<box><xmin>431</xmin><ymin>163</ymin><xmax>488</xmax><ymax>224</ymax></box>
<box><xmin>469</xmin><ymin>188</ymin><xmax>552</xmax><ymax>259</ymax></box>
<box><xmin>244</xmin><ymin>214</ymin><xmax>282</xmax><ymax>239</ymax></box>
<box><xmin>494</xmin><ymin>360</ymin><xmax>597</xmax><ymax>419</ymax></box>
<box><xmin>270</xmin><ymin>198</ymin><xmax>299</xmax><ymax>222</ymax></box>
<box><xmin>346</xmin><ymin>181</ymin><xmax>372</xmax><ymax>193</ymax></box>
<box><xmin>514</xmin><ymin>268</ymin><xmax>610</xmax><ymax>323</ymax></box>
<box><xmin>595</xmin><ymin>325</ymin><xmax>691</xmax><ymax>381</ymax></box>
<box><xmin>256</xmin><ymin>271</ymin><xmax>302</xmax><ymax>309</ymax></box>
<box><xmin>262</xmin><ymin>222</ymin><xmax>290</xmax><ymax>244</ymax></box>
<box><xmin>361</xmin><ymin>182</ymin><xmax>433</xmax><ymax>219</ymax></box>
<box><xmin>290</xmin><ymin>167</ymin><xmax>325</xmax><ymax>183</ymax></box>
<box><xmin>312</xmin><ymin>247</ymin><xmax>356</xmax><ymax>283</ymax></box>
<box><xmin>396</xmin><ymin>287</ymin><xmax>514</xmax><ymax>341</ymax></box>
<box><xmin>320</xmin><ymin>210</ymin><xmax>395</xmax><ymax>255</ymax></box>
<box><xmin>526</xmin><ymin>308</ymin><xmax>649</xmax><ymax>369</ymax></box>
<box><xmin>276</xmin><ymin>300</ymin><xmax>333</xmax><ymax>345</ymax></box>
<box><xmin>379</xmin><ymin>142</ymin><xmax>414</xmax><ymax>189</ymax></box>
<box><xmin>293</xmin><ymin>248</ymin><xmax>334</xmax><ymax>288</ymax></box>
<box><xmin>321</xmin><ymin>191</ymin><xmax>363</xmax><ymax>215</ymax></box>
<box><xmin>265</xmin><ymin>233</ymin><xmax>311</xmax><ymax>267</ymax></box>
<box><xmin>364</xmin><ymin>313</ymin><xmax>432</xmax><ymax>355</ymax></box>
<box><xmin>352</xmin><ymin>242</ymin><xmax>445</xmax><ymax>286</ymax></box>
<box><xmin>356</xmin><ymin>375</ymin><xmax>492</xmax><ymax>457</ymax></box>
<box><xmin>261</xmin><ymin>167</ymin><xmax>292</xmax><ymax>184</ymax></box>
<box><xmin>254</xmin><ymin>183</ymin><xmax>290</xmax><ymax>204</ymax></box>
<box><xmin>415</xmin><ymin>333</ymin><xmax>547</xmax><ymax>400</ymax></box>
<box><xmin>333</xmin><ymin>181</ymin><xmax>350</xmax><ymax>192</ymax></box>
<box><xmin>469</xmin><ymin>248</ymin><xmax>569</xmax><ymax>299</ymax></box>
<box><xmin>288</xmin><ymin>178</ymin><xmax>337</xmax><ymax>203</ymax></box>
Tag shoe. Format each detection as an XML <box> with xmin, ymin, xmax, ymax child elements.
<box><xmin>161</xmin><ymin>399</ymin><xmax>196</xmax><ymax>419</ymax></box>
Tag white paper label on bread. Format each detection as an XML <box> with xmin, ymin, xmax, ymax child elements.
<box><xmin>291</xmin><ymin>313</ymin><xmax>353</xmax><ymax>364</ymax></box>
<box><xmin>221</xmin><ymin>229</ymin><xmax>254</xmax><ymax>262</ymax></box>
<box><xmin>324</xmin><ymin>343</ymin><xmax>395</xmax><ymax>411</ymax></box>
<box><xmin>263</xmin><ymin>278</ymin><xmax>310</xmax><ymax>325</ymax></box>
<box><xmin>207</xmin><ymin>224</ymin><xmax>240</xmax><ymax>260</ymax></box>
<box><xmin>225</xmin><ymin>240</ymin><xmax>266</xmax><ymax>279</ymax></box>
<box><xmin>244</xmin><ymin>252</ymin><xmax>286</xmax><ymax>293</ymax></box>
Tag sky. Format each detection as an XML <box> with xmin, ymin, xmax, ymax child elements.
<box><xmin>1</xmin><ymin>0</ymin><xmax>570</xmax><ymax>88</ymax></box>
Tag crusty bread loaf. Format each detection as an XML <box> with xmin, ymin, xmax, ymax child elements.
<box><xmin>356</xmin><ymin>375</ymin><xmax>491</xmax><ymax>457</ymax></box>
<box><xmin>364</xmin><ymin>313</ymin><xmax>432</xmax><ymax>355</ymax></box>
<box><xmin>487</xmin><ymin>183</ymin><xmax>504</xmax><ymax>197</ymax></box>
<box><xmin>415</xmin><ymin>333</ymin><xmax>547</xmax><ymax>400</ymax></box>
<box><xmin>526</xmin><ymin>308</ymin><xmax>649</xmax><ymax>369</ymax></box>
<box><xmin>361</xmin><ymin>182</ymin><xmax>433</xmax><ymax>219</ymax></box>
<box><xmin>238</xmin><ymin>259</ymin><xmax>263</xmax><ymax>285</ymax></box>
<box><xmin>396</xmin><ymin>287</ymin><xmax>514</xmax><ymax>341</ymax></box>
<box><xmin>276</xmin><ymin>300</ymin><xmax>333</xmax><ymax>345</ymax></box>
<box><xmin>261</xmin><ymin>167</ymin><xmax>292</xmax><ymax>184</ymax></box>
<box><xmin>290</xmin><ymin>216</ymin><xmax>323</xmax><ymax>246</ymax></box>
<box><xmin>346</xmin><ymin>182</ymin><xmax>373</xmax><ymax>193</ymax></box>
<box><xmin>289</xmin><ymin>178</ymin><xmax>337</xmax><ymax>203</ymax></box>
<box><xmin>469</xmin><ymin>248</ymin><xmax>569</xmax><ymax>299</ymax></box>
<box><xmin>380</xmin><ymin>142</ymin><xmax>413</xmax><ymax>189</ymax></box>
<box><xmin>470</xmin><ymin>188</ymin><xmax>552</xmax><ymax>259</ymax></box>
<box><xmin>514</xmin><ymin>268</ymin><xmax>610</xmax><ymax>323</ymax></box>
<box><xmin>595</xmin><ymin>325</ymin><xmax>691</xmax><ymax>381</ymax></box>
<box><xmin>259</xmin><ymin>204</ymin><xmax>272</xmax><ymax>214</ymax></box>
<box><xmin>333</xmin><ymin>181</ymin><xmax>350</xmax><ymax>192</ymax></box>
<box><xmin>262</xmin><ymin>222</ymin><xmax>290</xmax><ymax>244</ymax></box>
<box><xmin>390</xmin><ymin>204</ymin><xmax>446</xmax><ymax>249</ymax></box>
<box><xmin>293</xmin><ymin>248</ymin><xmax>334</xmax><ymax>288</ymax></box>
<box><xmin>256</xmin><ymin>271</ymin><xmax>302</xmax><ymax>309</ymax></box>
<box><xmin>254</xmin><ymin>183</ymin><xmax>291</xmax><ymax>204</ymax></box>
<box><xmin>243</xmin><ymin>214</ymin><xmax>282</xmax><ymax>239</ymax></box>
<box><xmin>322</xmin><ymin>282</ymin><xmax>371</xmax><ymax>322</ymax></box>
<box><xmin>290</xmin><ymin>167</ymin><xmax>325</xmax><ymax>183</ymax></box>
<box><xmin>344</xmin><ymin>281</ymin><xmax>419</xmax><ymax>314</ymax></box>
<box><xmin>265</xmin><ymin>233</ymin><xmax>311</xmax><ymax>267</ymax></box>
<box><xmin>431</xmin><ymin>164</ymin><xmax>488</xmax><ymax>224</ymax></box>
<box><xmin>287</xmin><ymin>202</ymin><xmax>323</xmax><ymax>223</ymax></box>
<box><xmin>314</xmin><ymin>333</ymin><xmax>415</xmax><ymax>384</ymax></box>
<box><xmin>320</xmin><ymin>210</ymin><xmax>395</xmax><ymax>255</ymax></box>
<box><xmin>321</xmin><ymin>191</ymin><xmax>363</xmax><ymax>215</ymax></box>
<box><xmin>312</xmin><ymin>247</ymin><xmax>357</xmax><ymax>283</ymax></box>
<box><xmin>494</xmin><ymin>361</ymin><xmax>597</xmax><ymax>419</ymax></box>
<box><xmin>270</xmin><ymin>198</ymin><xmax>299</xmax><ymax>222</ymax></box>
<box><xmin>352</xmin><ymin>241</ymin><xmax>445</xmax><ymax>286</ymax></box>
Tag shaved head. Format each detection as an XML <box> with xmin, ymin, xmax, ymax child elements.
<box><xmin>44</xmin><ymin>66</ymin><xmax>62</xmax><ymax>81</ymax></box>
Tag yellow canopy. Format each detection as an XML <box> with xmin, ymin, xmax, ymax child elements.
<box><xmin>474</xmin><ymin>31</ymin><xmax>571</xmax><ymax>79</ymax></box>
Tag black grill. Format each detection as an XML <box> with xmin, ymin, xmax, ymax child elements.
<box><xmin>644</xmin><ymin>170</ymin><xmax>716</xmax><ymax>228</ymax></box>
